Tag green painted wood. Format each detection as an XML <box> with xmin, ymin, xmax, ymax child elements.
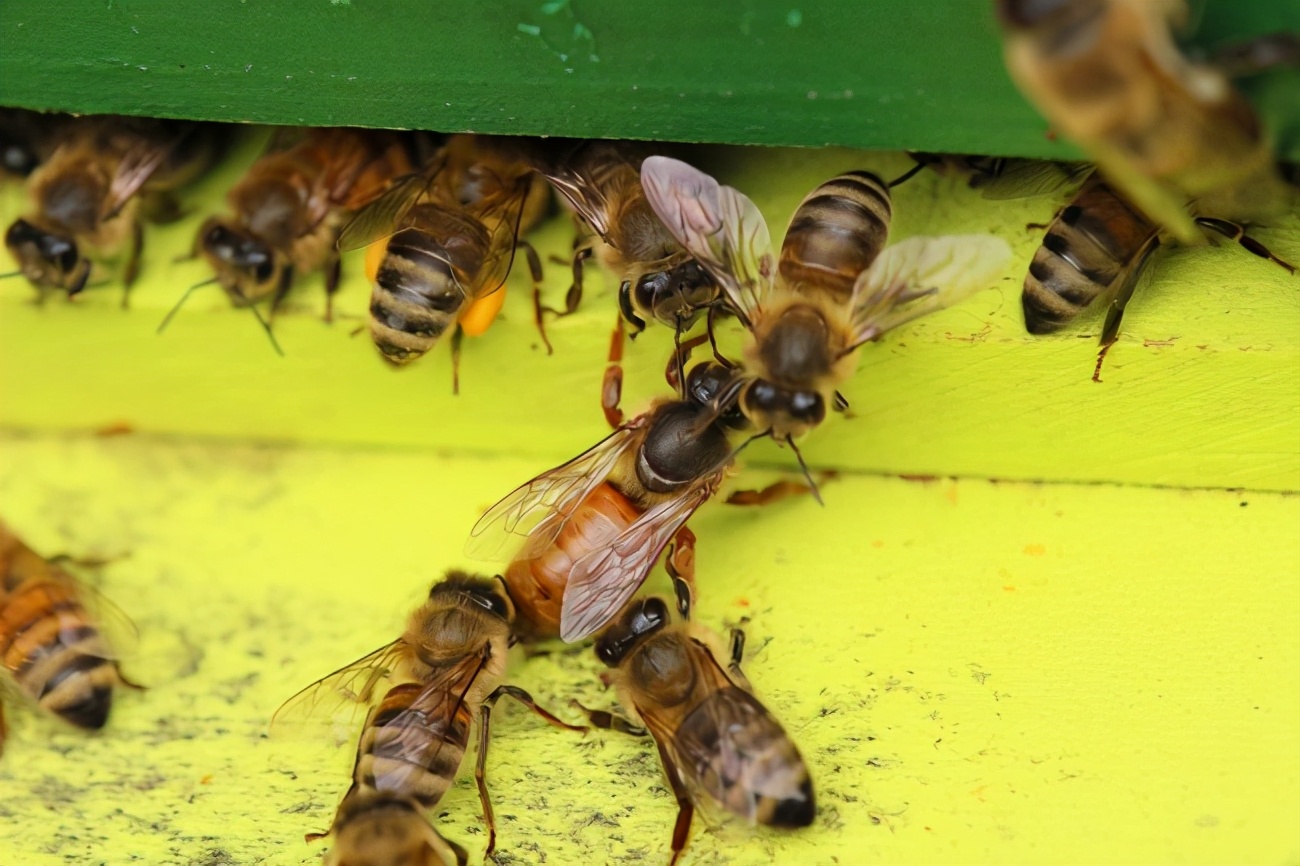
<box><xmin>1</xmin><ymin>0</ymin><xmax>1297</xmax><ymax>159</ymax></box>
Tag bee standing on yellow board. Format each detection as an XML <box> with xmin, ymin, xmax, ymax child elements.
<box><xmin>315</xmin><ymin>790</ymin><xmax>468</xmax><ymax>866</ymax></box>
<box><xmin>574</xmin><ymin>577</ymin><xmax>814</xmax><ymax>866</ymax></box>
<box><xmin>529</xmin><ymin>140</ymin><xmax>724</xmax><ymax>427</ymax></box>
<box><xmin>994</xmin><ymin>0</ymin><xmax>1294</xmax><ymax>242</ymax></box>
<box><xmin>641</xmin><ymin>156</ymin><xmax>1010</xmax><ymax>449</ymax></box>
<box><xmin>165</xmin><ymin>127</ymin><xmax>424</xmax><ymax>344</ymax></box>
<box><xmin>0</xmin><ymin>520</ymin><xmax>136</xmax><ymax>752</ymax></box>
<box><xmin>338</xmin><ymin>135</ymin><xmax>550</xmax><ymax>391</ymax></box>
<box><xmin>275</xmin><ymin>572</ymin><xmax>583</xmax><ymax>860</ymax></box>
<box><xmin>4</xmin><ymin>117</ymin><xmax>221</xmax><ymax>303</ymax></box>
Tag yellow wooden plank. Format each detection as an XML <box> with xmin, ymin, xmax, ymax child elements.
<box><xmin>1</xmin><ymin>143</ymin><xmax>1297</xmax><ymax>491</ymax></box>
<box><xmin>0</xmin><ymin>433</ymin><xmax>1296</xmax><ymax>865</ymax></box>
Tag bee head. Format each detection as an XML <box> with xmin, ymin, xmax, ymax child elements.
<box><xmin>199</xmin><ymin>219</ymin><xmax>283</xmax><ymax>304</ymax></box>
<box><xmin>4</xmin><ymin>217</ymin><xmax>86</xmax><ymax>292</ymax></box>
<box><xmin>595</xmin><ymin>597</ymin><xmax>669</xmax><ymax>667</ymax></box>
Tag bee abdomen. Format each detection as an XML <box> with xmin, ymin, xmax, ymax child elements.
<box><xmin>357</xmin><ymin>683</ymin><xmax>471</xmax><ymax>807</ymax></box>
<box><xmin>780</xmin><ymin>171</ymin><xmax>891</xmax><ymax>296</ymax></box>
<box><xmin>368</xmin><ymin>231</ymin><xmax>467</xmax><ymax>365</ymax></box>
<box><xmin>0</xmin><ymin>579</ymin><xmax>117</xmax><ymax>729</ymax></box>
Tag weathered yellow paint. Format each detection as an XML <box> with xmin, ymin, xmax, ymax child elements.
<box><xmin>0</xmin><ymin>434</ymin><xmax>1296</xmax><ymax>865</ymax></box>
<box><xmin>1</xmin><ymin>145</ymin><xmax>1297</xmax><ymax>492</ymax></box>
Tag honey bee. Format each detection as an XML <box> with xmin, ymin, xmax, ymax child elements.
<box><xmin>574</xmin><ymin>578</ymin><xmax>814</xmax><ymax>865</ymax></box>
<box><xmin>315</xmin><ymin>790</ymin><xmax>468</xmax><ymax>866</ymax></box>
<box><xmin>338</xmin><ymin>134</ymin><xmax>550</xmax><ymax>390</ymax></box>
<box><xmin>0</xmin><ymin>108</ymin><xmax>71</xmax><ymax>179</ymax></box>
<box><xmin>466</xmin><ymin>356</ymin><xmax>757</xmax><ymax>644</ymax></box>
<box><xmin>640</xmin><ymin>156</ymin><xmax>1011</xmax><ymax>445</ymax></box>
<box><xmin>0</xmin><ymin>520</ymin><xmax>135</xmax><ymax>750</ymax></box>
<box><xmin>172</xmin><ymin>127</ymin><xmax>424</xmax><ymax>336</ymax></box>
<box><xmin>530</xmin><ymin>140</ymin><xmax>724</xmax><ymax>426</ymax></box>
<box><xmin>995</xmin><ymin>0</ymin><xmax>1293</xmax><ymax>244</ymax></box>
<box><xmin>4</xmin><ymin>116</ymin><xmax>221</xmax><ymax>303</ymax></box>
<box><xmin>275</xmin><ymin>571</ymin><xmax>582</xmax><ymax>858</ymax></box>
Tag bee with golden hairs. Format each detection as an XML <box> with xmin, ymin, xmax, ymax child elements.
<box><xmin>316</xmin><ymin>790</ymin><xmax>468</xmax><ymax>866</ymax></box>
<box><xmin>574</xmin><ymin>576</ymin><xmax>814</xmax><ymax>865</ymax></box>
<box><xmin>163</xmin><ymin>127</ymin><xmax>424</xmax><ymax>346</ymax></box>
<box><xmin>275</xmin><ymin>571</ymin><xmax>583</xmax><ymax>861</ymax></box>
<box><xmin>338</xmin><ymin>134</ymin><xmax>550</xmax><ymax>390</ymax></box>
<box><xmin>995</xmin><ymin>0</ymin><xmax>1294</xmax><ymax>243</ymax></box>
<box><xmin>640</xmin><ymin>156</ymin><xmax>1010</xmax><ymax>449</ymax></box>
<box><xmin>4</xmin><ymin>116</ymin><xmax>221</xmax><ymax>303</ymax></box>
<box><xmin>528</xmin><ymin>139</ymin><xmax>725</xmax><ymax>426</ymax></box>
<box><xmin>0</xmin><ymin>520</ymin><xmax>136</xmax><ymax>751</ymax></box>
<box><xmin>465</xmin><ymin>346</ymin><xmax>791</xmax><ymax>644</ymax></box>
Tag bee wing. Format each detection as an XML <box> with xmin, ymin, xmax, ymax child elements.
<box><xmin>560</xmin><ymin>481</ymin><xmax>718</xmax><ymax>643</ymax></box>
<box><xmin>639</xmin><ymin>156</ymin><xmax>774</xmax><ymax>326</ymax></box>
<box><xmin>270</xmin><ymin>641</ymin><xmax>411</xmax><ymax>741</ymax></box>
<box><xmin>99</xmin><ymin>126</ymin><xmax>195</xmax><ymax>221</ymax></box>
<box><xmin>975</xmin><ymin>160</ymin><xmax>1094</xmax><ymax>200</ymax></box>
<box><xmin>531</xmin><ymin>143</ymin><xmax>616</xmax><ymax>240</ymax></box>
<box><xmin>64</xmin><ymin>577</ymin><xmax>140</xmax><ymax>662</ymax></box>
<box><xmin>336</xmin><ymin>156</ymin><xmax>445</xmax><ymax>252</ymax></box>
<box><xmin>465</xmin><ymin>421</ymin><xmax>646</xmax><ymax>564</ymax></box>
<box><xmin>353</xmin><ymin>651</ymin><xmax>490</xmax><ymax>794</ymax></box>
<box><xmin>469</xmin><ymin>175</ymin><xmax>539</xmax><ymax>299</ymax></box>
<box><xmin>848</xmin><ymin>234</ymin><xmax>1012</xmax><ymax>349</ymax></box>
<box><xmin>652</xmin><ymin>655</ymin><xmax>806</xmax><ymax>824</ymax></box>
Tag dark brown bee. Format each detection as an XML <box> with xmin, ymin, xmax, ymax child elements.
<box><xmin>575</xmin><ymin>578</ymin><xmax>814</xmax><ymax>865</ymax></box>
<box><xmin>5</xmin><ymin>117</ymin><xmax>221</xmax><ymax>303</ymax></box>
<box><xmin>276</xmin><ymin>572</ymin><xmax>582</xmax><ymax>859</ymax></box>
<box><xmin>0</xmin><ymin>520</ymin><xmax>135</xmax><ymax>749</ymax></box>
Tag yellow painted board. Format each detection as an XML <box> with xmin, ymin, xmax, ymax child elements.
<box><xmin>2</xmin><ymin>143</ymin><xmax>1298</xmax><ymax>492</ymax></box>
<box><xmin>0</xmin><ymin>433</ymin><xmax>1296</xmax><ymax>866</ymax></box>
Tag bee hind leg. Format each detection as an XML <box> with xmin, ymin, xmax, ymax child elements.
<box><xmin>1196</xmin><ymin>218</ymin><xmax>1297</xmax><ymax>274</ymax></box>
<box><xmin>601</xmin><ymin>314</ymin><xmax>626</xmax><ymax>429</ymax></box>
<box><xmin>654</xmin><ymin>741</ymin><xmax>696</xmax><ymax>866</ymax></box>
<box><xmin>569</xmin><ymin>699</ymin><xmax>647</xmax><ymax>737</ymax></box>
<box><xmin>519</xmin><ymin>241</ymin><xmax>553</xmax><ymax>355</ymax></box>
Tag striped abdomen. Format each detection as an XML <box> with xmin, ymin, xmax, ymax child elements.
<box><xmin>503</xmin><ymin>483</ymin><xmax>642</xmax><ymax>642</ymax></box>
<box><xmin>1022</xmin><ymin>176</ymin><xmax>1160</xmax><ymax>333</ymax></box>
<box><xmin>354</xmin><ymin>681</ymin><xmax>473</xmax><ymax>807</ymax></box>
<box><xmin>368</xmin><ymin>205</ymin><xmax>490</xmax><ymax>365</ymax></box>
<box><xmin>682</xmin><ymin>685</ymin><xmax>814</xmax><ymax>828</ymax></box>
<box><xmin>0</xmin><ymin>550</ymin><xmax>119</xmax><ymax>730</ymax></box>
<box><xmin>779</xmin><ymin>170</ymin><xmax>892</xmax><ymax>300</ymax></box>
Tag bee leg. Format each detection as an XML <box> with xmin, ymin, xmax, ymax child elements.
<box><xmin>569</xmin><ymin>700</ymin><xmax>647</xmax><ymax>737</ymax></box>
<box><xmin>725</xmin><ymin>472</ymin><xmax>839</xmax><ymax>506</ymax></box>
<box><xmin>544</xmin><ymin>243</ymin><xmax>590</xmax><ymax>318</ymax></box>
<box><xmin>441</xmin><ymin>835</ymin><xmax>470</xmax><ymax>866</ymax></box>
<box><xmin>833</xmin><ymin>391</ymin><xmax>850</xmax><ymax>413</ymax></box>
<box><xmin>519</xmin><ymin>240</ymin><xmax>554</xmax><ymax>356</ymax></box>
<box><xmin>602</xmin><ymin>315</ymin><xmax>626</xmax><ymax>429</ymax></box>
<box><xmin>120</xmin><ymin>219</ymin><xmax>144</xmax><ymax>308</ymax></box>
<box><xmin>1195</xmin><ymin>218</ymin><xmax>1297</xmax><ymax>274</ymax></box>
<box><xmin>450</xmin><ymin>325</ymin><xmax>465</xmax><ymax>396</ymax></box>
<box><xmin>664</xmin><ymin>526</ymin><xmax>697</xmax><ymax>601</ymax></box>
<box><xmin>655</xmin><ymin>741</ymin><xmax>696</xmax><ymax>866</ymax></box>
<box><xmin>266</xmin><ymin>264</ymin><xmax>296</xmax><ymax>331</ymax></box>
<box><xmin>726</xmin><ymin>628</ymin><xmax>755</xmax><ymax>691</ymax></box>
<box><xmin>705</xmin><ymin>304</ymin><xmax>739</xmax><ymax>367</ymax></box>
<box><xmin>665</xmin><ymin>332</ymin><xmax>711</xmax><ymax>394</ymax></box>
<box><xmin>478</xmin><ymin>686</ymin><xmax>589</xmax><ymax>855</ymax></box>
<box><xmin>323</xmin><ymin>253</ymin><xmax>342</xmax><ymax>323</ymax></box>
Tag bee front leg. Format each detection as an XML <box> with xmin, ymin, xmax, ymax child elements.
<box><xmin>1196</xmin><ymin>217</ymin><xmax>1297</xmax><ymax>274</ymax></box>
<box><xmin>602</xmin><ymin>314</ymin><xmax>626</xmax><ymax>429</ymax></box>
<box><xmin>323</xmin><ymin>253</ymin><xmax>342</xmax><ymax>323</ymax></box>
<box><xmin>518</xmin><ymin>240</ymin><xmax>554</xmax><ymax>355</ymax></box>
<box><xmin>664</xmin><ymin>526</ymin><xmax>697</xmax><ymax>596</ymax></box>
<box><xmin>655</xmin><ymin>741</ymin><xmax>696</xmax><ymax>866</ymax></box>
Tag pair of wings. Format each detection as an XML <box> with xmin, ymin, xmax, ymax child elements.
<box><xmin>465</xmin><ymin>414</ymin><xmax>720</xmax><ymax>643</ymax></box>
<box><xmin>272</xmin><ymin>639</ymin><xmax>488</xmax><ymax>794</ymax></box>
<box><xmin>636</xmin><ymin>636</ymin><xmax>801</xmax><ymax>823</ymax></box>
<box><xmin>640</xmin><ymin>156</ymin><xmax>1013</xmax><ymax>350</ymax></box>
<box><xmin>68</xmin><ymin>118</ymin><xmax>202</xmax><ymax>223</ymax></box>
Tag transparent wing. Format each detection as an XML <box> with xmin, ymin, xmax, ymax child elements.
<box><xmin>559</xmin><ymin>481</ymin><xmax>718</xmax><ymax>642</ymax></box>
<box><xmin>100</xmin><ymin>129</ymin><xmax>191</xmax><ymax>221</ymax></box>
<box><xmin>531</xmin><ymin>142</ymin><xmax>616</xmax><ymax>240</ymax></box>
<box><xmin>975</xmin><ymin>160</ymin><xmax>1094</xmax><ymax>200</ymax></box>
<box><xmin>639</xmin><ymin>156</ymin><xmax>774</xmax><ymax>326</ymax></box>
<box><xmin>337</xmin><ymin>156</ymin><xmax>444</xmax><ymax>252</ymax></box>
<box><xmin>464</xmin><ymin>421</ymin><xmax>646</xmax><ymax>563</ymax></box>
<box><xmin>848</xmin><ymin>234</ymin><xmax>1012</xmax><ymax>349</ymax></box>
<box><xmin>270</xmin><ymin>641</ymin><xmax>411</xmax><ymax>740</ymax></box>
<box><xmin>467</xmin><ymin>175</ymin><xmax>536</xmax><ymax>300</ymax></box>
<box><xmin>354</xmin><ymin>650</ymin><xmax>489</xmax><ymax>795</ymax></box>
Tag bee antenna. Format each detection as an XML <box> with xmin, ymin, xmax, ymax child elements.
<box><xmin>786</xmin><ymin>434</ymin><xmax>824</xmax><ymax>506</ymax></box>
<box><xmin>157</xmin><ymin>276</ymin><xmax>220</xmax><ymax>335</ymax></box>
<box><xmin>887</xmin><ymin>161</ymin><xmax>927</xmax><ymax>188</ymax></box>
<box><xmin>0</xmin><ymin>270</ymin><xmax>22</xmax><ymax>280</ymax></box>
<box><xmin>721</xmin><ymin>429</ymin><xmax>766</xmax><ymax>466</ymax></box>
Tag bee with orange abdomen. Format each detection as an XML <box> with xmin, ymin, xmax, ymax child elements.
<box><xmin>466</xmin><ymin>356</ymin><xmax>757</xmax><ymax>644</ymax></box>
<box><xmin>529</xmin><ymin>140</ymin><xmax>725</xmax><ymax>426</ymax></box>
<box><xmin>574</xmin><ymin>578</ymin><xmax>814</xmax><ymax>865</ymax></box>
<box><xmin>186</xmin><ymin>127</ymin><xmax>425</xmax><ymax>326</ymax></box>
<box><xmin>641</xmin><ymin>156</ymin><xmax>1011</xmax><ymax>445</ymax></box>
<box><xmin>316</xmin><ymin>791</ymin><xmax>468</xmax><ymax>866</ymax></box>
<box><xmin>338</xmin><ymin>134</ymin><xmax>550</xmax><ymax>390</ymax></box>
<box><xmin>4</xmin><ymin>116</ymin><xmax>221</xmax><ymax>303</ymax></box>
<box><xmin>0</xmin><ymin>520</ymin><xmax>135</xmax><ymax>751</ymax></box>
<box><xmin>276</xmin><ymin>571</ymin><xmax>582</xmax><ymax>859</ymax></box>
